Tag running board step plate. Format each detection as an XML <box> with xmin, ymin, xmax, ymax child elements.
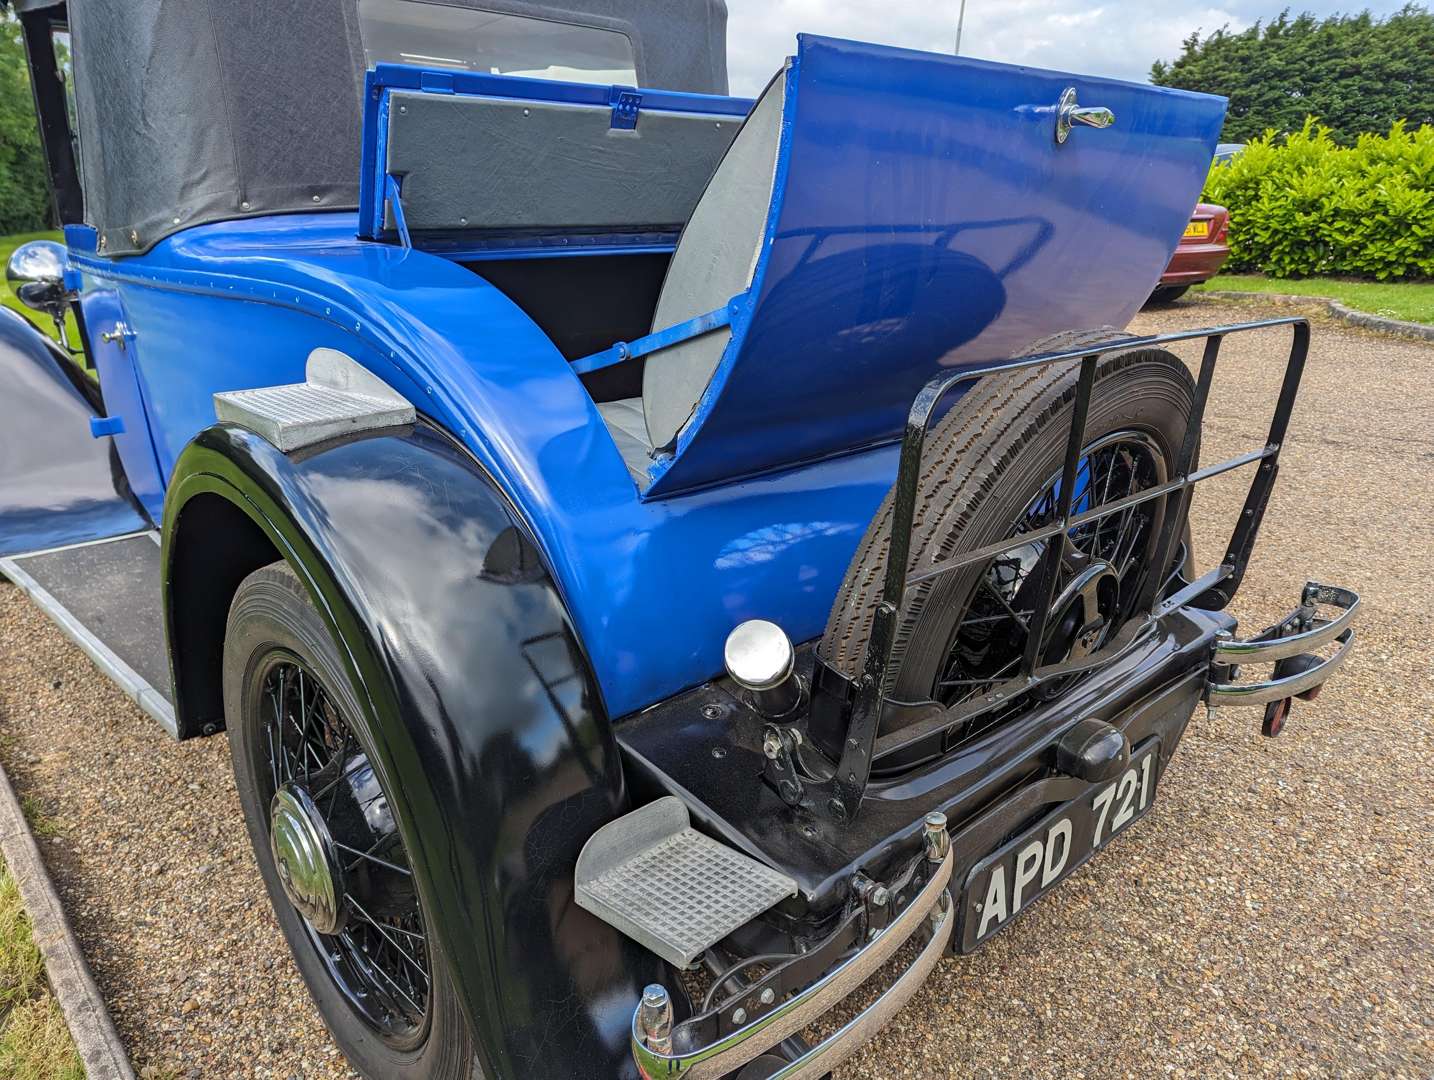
<box><xmin>575</xmin><ymin>796</ymin><xmax>797</xmax><ymax>968</ymax></box>
<box><xmin>213</xmin><ymin>348</ymin><xmax>415</xmax><ymax>452</ymax></box>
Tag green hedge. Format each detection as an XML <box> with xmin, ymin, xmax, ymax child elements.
<box><xmin>1203</xmin><ymin>119</ymin><xmax>1434</xmax><ymax>280</ymax></box>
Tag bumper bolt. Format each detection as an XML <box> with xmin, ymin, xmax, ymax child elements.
<box><xmin>923</xmin><ymin>811</ymin><xmax>950</xmax><ymax>864</ymax></box>
<box><xmin>732</xmin><ymin>1007</ymin><xmax>748</xmax><ymax>1026</ymax></box>
<box><xmin>637</xmin><ymin>984</ymin><xmax>673</xmax><ymax>1054</ymax></box>
<box><xmin>762</xmin><ymin>729</ymin><xmax>782</xmax><ymax>760</ymax></box>
<box><xmin>759</xmin><ymin>987</ymin><xmax>775</xmax><ymax>1005</ymax></box>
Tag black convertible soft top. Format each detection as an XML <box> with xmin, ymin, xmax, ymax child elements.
<box><xmin>55</xmin><ymin>0</ymin><xmax>729</xmax><ymax>255</ymax></box>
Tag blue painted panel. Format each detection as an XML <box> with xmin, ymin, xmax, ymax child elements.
<box><xmin>69</xmin><ymin>214</ymin><xmax>893</xmax><ymax>717</ymax></box>
<box><xmin>79</xmin><ymin>288</ymin><xmax>167</xmax><ymax>522</ymax></box>
<box><xmin>644</xmin><ymin>35</ymin><xmax>1228</xmax><ymax>496</ymax></box>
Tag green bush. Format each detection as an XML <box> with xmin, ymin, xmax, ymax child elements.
<box><xmin>1204</xmin><ymin>119</ymin><xmax>1434</xmax><ymax>280</ymax></box>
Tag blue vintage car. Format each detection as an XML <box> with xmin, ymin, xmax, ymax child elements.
<box><xmin>0</xmin><ymin>1</ymin><xmax>1357</xmax><ymax>1077</ymax></box>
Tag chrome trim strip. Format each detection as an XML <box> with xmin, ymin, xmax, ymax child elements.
<box><xmin>1208</xmin><ymin>628</ymin><xmax>1356</xmax><ymax>707</ymax></box>
<box><xmin>0</xmin><ymin>554</ymin><xmax>177</xmax><ymax>738</ymax></box>
<box><xmin>631</xmin><ymin>845</ymin><xmax>954</xmax><ymax>1079</ymax></box>
<box><xmin>1213</xmin><ymin>584</ymin><xmax>1359</xmax><ymax>665</ymax></box>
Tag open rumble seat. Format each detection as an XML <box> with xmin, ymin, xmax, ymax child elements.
<box><xmin>366</xmin><ymin>38</ymin><xmax>1225</xmax><ymax>499</ymax></box>
<box><xmin>595</xmin><ymin>70</ymin><xmax>786</xmax><ymax>481</ymax></box>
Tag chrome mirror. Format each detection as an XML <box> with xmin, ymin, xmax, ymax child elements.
<box><xmin>6</xmin><ymin>239</ymin><xmax>73</xmax><ymax>348</ymax></box>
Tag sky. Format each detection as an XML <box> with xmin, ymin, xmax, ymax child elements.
<box><xmin>722</xmin><ymin>0</ymin><xmax>1415</xmax><ymax>96</ymax></box>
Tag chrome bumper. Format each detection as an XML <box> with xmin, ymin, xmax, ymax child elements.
<box><xmin>1207</xmin><ymin>582</ymin><xmax>1358</xmax><ymax>707</ymax></box>
<box><xmin>631</xmin><ymin>841</ymin><xmax>954</xmax><ymax>1079</ymax></box>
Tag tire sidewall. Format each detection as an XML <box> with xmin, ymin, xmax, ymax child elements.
<box><xmin>222</xmin><ymin>564</ymin><xmax>475</xmax><ymax>1080</ymax></box>
<box><xmin>889</xmin><ymin>351</ymin><xmax>1194</xmax><ymax>702</ymax></box>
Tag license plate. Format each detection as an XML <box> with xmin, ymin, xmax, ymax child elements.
<box><xmin>959</xmin><ymin>740</ymin><xmax>1160</xmax><ymax>950</ymax></box>
<box><xmin>1183</xmin><ymin>220</ymin><xmax>1210</xmax><ymax>239</ymax></box>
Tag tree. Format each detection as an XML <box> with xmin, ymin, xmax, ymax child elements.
<box><xmin>0</xmin><ymin>16</ymin><xmax>53</xmax><ymax>234</ymax></box>
<box><xmin>1151</xmin><ymin>5</ymin><xmax>1434</xmax><ymax>145</ymax></box>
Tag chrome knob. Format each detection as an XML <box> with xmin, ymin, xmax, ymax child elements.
<box><xmin>1055</xmin><ymin>87</ymin><xmax>1115</xmax><ymax>144</ymax></box>
<box><xmin>724</xmin><ymin>619</ymin><xmax>802</xmax><ymax>717</ymax></box>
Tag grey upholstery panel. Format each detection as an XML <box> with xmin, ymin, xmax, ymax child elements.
<box><xmin>386</xmin><ymin>91</ymin><xmax>739</xmax><ymax>232</ymax></box>
<box><xmin>596</xmin><ymin>397</ymin><xmax>653</xmax><ymax>482</ymax></box>
<box><xmin>642</xmin><ymin>69</ymin><xmax>786</xmax><ymax>450</ymax></box>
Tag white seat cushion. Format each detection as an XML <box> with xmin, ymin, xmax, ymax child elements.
<box><xmin>597</xmin><ymin>397</ymin><xmax>653</xmax><ymax>482</ymax></box>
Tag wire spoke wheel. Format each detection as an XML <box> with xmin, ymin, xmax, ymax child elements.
<box><xmin>257</xmin><ymin>653</ymin><xmax>432</xmax><ymax>1046</ymax></box>
<box><xmin>933</xmin><ymin>430</ymin><xmax>1167</xmax><ymax>718</ymax></box>
<box><xmin>820</xmin><ymin>340</ymin><xmax>1197</xmax><ymax>766</ymax></box>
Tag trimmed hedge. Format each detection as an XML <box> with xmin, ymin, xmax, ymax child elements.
<box><xmin>1203</xmin><ymin>119</ymin><xmax>1434</xmax><ymax>280</ymax></box>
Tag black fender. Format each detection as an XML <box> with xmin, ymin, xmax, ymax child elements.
<box><xmin>0</xmin><ymin>308</ymin><xmax>147</xmax><ymax>555</ymax></box>
<box><xmin>162</xmin><ymin>419</ymin><xmax>670</xmax><ymax>1078</ymax></box>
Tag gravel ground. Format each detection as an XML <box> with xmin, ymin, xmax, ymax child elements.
<box><xmin>0</xmin><ymin>297</ymin><xmax>1430</xmax><ymax>1078</ymax></box>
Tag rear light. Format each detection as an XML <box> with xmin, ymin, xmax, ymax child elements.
<box><xmin>1213</xmin><ymin>215</ymin><xmax>1230</xmax><ymax>244</ymax></box>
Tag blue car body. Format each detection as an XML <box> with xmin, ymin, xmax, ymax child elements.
<box><xmin>55</xmin><ymin>36</ymin><xmax>1221</xmax><ymax>718</ymax></box>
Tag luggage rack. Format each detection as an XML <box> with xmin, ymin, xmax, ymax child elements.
<box><xmin>808</xmin><ymin>316</ymin><xmax>1314</xmax><ymax>822</ymax></box>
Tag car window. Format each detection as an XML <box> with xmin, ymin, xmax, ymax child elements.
<box><xmin>357</xmin><ymin>0</ymin><xmax>638</xmax><ymax>85</ymax></box>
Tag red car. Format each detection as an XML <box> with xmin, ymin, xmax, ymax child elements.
<box><xmin>1148</xmin><ymin>202</ymin><xmax>1230</xmax><ymax>303</ymax></box>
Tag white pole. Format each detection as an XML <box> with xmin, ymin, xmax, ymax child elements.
<box><xmin>955</xmin><ymin>0</ymin><xmax>968</xmax><ymax>54</ymax></box>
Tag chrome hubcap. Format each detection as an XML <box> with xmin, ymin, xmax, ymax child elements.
<box><xmin>270</xmin><ymin>783</ymin><xmax>344</xmax><ymax>935</ymax></box>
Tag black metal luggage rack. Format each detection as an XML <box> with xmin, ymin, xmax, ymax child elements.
<box><xmin>800</xmin><ymin>316</ymin><xmax>1320</xmax><ymax>823</ymax></box>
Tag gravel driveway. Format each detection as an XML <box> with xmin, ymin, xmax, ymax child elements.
<box><xmin>0</xmin><ymin>298</ymin><xmax>1429</xmax><ymax>1078</ymax></box>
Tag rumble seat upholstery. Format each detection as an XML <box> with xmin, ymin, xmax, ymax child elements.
<box><xmin>596</xmin><ymin>397</ymin><xmax>654</xmax><ymax>481</ymax></box>
<box><xmin>597</xmin><ymin>72</ymin><xmax>785</xmax><ymax>482</ymax></box>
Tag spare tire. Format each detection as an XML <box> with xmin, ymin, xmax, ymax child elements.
<box><xmin>818</xmin><ymin>330</ymin><xmax>1196</xmax><ymax>722</ymax></box>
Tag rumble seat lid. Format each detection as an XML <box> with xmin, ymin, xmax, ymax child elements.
<box><xmin>633</xmin><ymin>35</ymin><xmax>1226</xmax><ymax>498</ymax></box>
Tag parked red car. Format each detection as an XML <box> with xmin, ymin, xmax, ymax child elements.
<box><xmin>1148</xmin><ymin>202</ymin><xmax>1230</xmax><ymax>303</ymax></box>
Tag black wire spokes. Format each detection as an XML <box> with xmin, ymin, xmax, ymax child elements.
<box><xmin>933</xmin><ymin>432</ymin><xmax>1166</xmax><ymax>722</ymax></box>
<box><xmin>260</xmin><ymin>658</ymin><xmax>432</xmax><ymax>1041</ymax></box>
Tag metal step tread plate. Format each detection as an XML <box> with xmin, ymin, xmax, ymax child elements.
<box><xmin>213</xmin><ymin>348</ymin><xmax>416</xmax><ymax>453</ymax></box>
<box><xmin>575</xmin><ymin>796</ymin><xmax>797</xmax><ymax>968</ymax></box>
<box><xmin>0</xmin><ymin>531</ymin><xmax>175</xmax><ymax>736</ymax></box>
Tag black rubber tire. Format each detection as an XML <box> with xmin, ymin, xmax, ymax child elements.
<box><xmin>222</xmin><ymin>562</ymin><xmax>478</xmax><ymax>1080</ymax></box>
<box><xmin>1146</xmin><ymin>285</ymin><xmax>1190</xmax><ymax>306</ymax></box>
<box><xmin>818</xmin><ymin>330</ymin><xmax>1195</xmax><ymax>703</ymax></box>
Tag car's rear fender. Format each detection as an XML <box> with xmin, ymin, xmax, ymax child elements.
<box><xmin>162</xmin><ymin>419</ymin><xmax>669</xmax><ymax>1079</ymax></box>
<box><xmin>0</xmin><ymin>307</ymin><xmax>149</xmax><ymax>556</ymax></box>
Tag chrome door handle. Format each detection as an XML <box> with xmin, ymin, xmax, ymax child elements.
<box><xmin>1055</xmin><ymin>87</ymin><xmax>1115</xmax><ymax>143</ymax></box>
<box><xmin>100</xmin><ymin>322</ymin><xmax>136</xmax><ymax>350</ymax></box>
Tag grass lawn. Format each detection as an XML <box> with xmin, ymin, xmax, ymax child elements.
<box><xmin>0</xmin><ymin>231</ymin><xmax>83</xmax><ymax>349</ymax></box>
<box><xmin>0</xmin><ymin>864</ymin><xmax>85</xmax><ymax>1080</ymax></box>
<box><xmin>1195</xmin><ymin>274</ymin><xmax>1434</xmax><ymax>325</ymax></box>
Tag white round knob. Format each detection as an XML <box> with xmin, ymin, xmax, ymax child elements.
<box><xmin>724</xmin><ymin>619</ymin><xmax>794</xmax><ymax>691</ymax></box>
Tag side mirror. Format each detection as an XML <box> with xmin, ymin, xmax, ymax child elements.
<box><xmin>6</xmin><ymin>240</ymin><xmax>73</xmax><ymax>349</ymax></box>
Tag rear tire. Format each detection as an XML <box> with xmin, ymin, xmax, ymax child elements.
<box><xmin>1146</xmin><ymin>285</ymin><xmax>1190</xmax><ymax>305</ymax></box>
<box><xmin>819</xmin><ymin>331</ymin><xmax>1195</xmax><ymax>711</ymax></box>
<box><xmin>223</xmin><ymin>562</ymin><xmax>478</xmax><ymax>1080</ymax></box>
